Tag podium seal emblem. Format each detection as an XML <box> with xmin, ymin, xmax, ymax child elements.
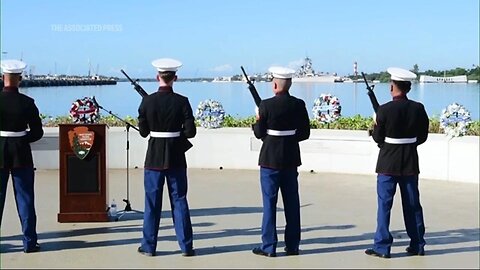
<box><xmin>68</xmin><ymin>126</ymin><xmax>95</xmax><ymax>159</ymax></box>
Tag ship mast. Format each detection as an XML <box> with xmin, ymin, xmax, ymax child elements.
<box><xmin>295</xmin><ymin>56</ymin><xmax>318</xmax><ymax>77</ymax></box>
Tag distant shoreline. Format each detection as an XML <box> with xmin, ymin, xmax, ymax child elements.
<box><xmin>0</xmin><ymin>78</ymin><xmax>117</xmax><ymax>88</ymax></box>
<box><xmin>117</xmin><ymin>78</ymin><xmax>216</xmax><ymax>83</ymax></box>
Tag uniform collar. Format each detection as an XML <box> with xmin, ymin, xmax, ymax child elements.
<box><xmin>158</xmin><ymin>86</ymin><xmax>173</xmax><ymax>92</ymax></box>
<box><xmin>275</xmin><ymin>91</ymin><xmax>290</xmax><ymax>96</ymax></box>
<box><xmin>392</xmin><ymin>94</ymin><xmax>407</xmax><ymax>101</ymax></box>
<box><xmin>3</xmin><ymin>86</ymin><xmax>19</xmax><ymax>92</ymax></box>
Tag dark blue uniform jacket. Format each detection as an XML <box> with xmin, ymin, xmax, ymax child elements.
<box><xmin>138</xmin><ymin>86</ymin><xmax>196</xmax><ymax>170</ymax></box>
<box><xmin>0</xmin><ymin>87</ymin><xmax>44</xmax><ymax>168</ymax></box>
<box><xmin>253</xmin><ymin>92</ymin><xmax>310</xmax><ymax>169</ymax></box>
<box><xmin>372</xmin><ymin>96</ymin><xmax>429</xmax><ymax>175</ymax></box>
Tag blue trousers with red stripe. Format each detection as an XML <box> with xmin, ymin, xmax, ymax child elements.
<box><xmin>0</xmin><ymin>168</ymin><xmax>38</xmax><ymax>251</ymax></box>
<box><xmin>140</xmin><ymin>168</ymin><xmax>193</xmax><ymax>254</ymax></box>
<box><xmin>259</xmin><ymin>167</ymin><xmax>300</xmax><ymax>254</ymax></box>
<box><xmin>373</xmin><ymin>174</ymin><xmax>426</xmax><ymax>255</ymax></box>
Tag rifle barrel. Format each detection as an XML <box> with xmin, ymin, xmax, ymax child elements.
<box><xmin>120</xmin><ymin>69</ymin><xmax>132</xmax><ymax>81</ymax></box>
<box><xmin>240</xmin><ymin>66</ymin><xmax>252</xmax><ymax>85</ymax></box>
<box><xmin>240</xmin><ymin>66</ymin><xmax>261</xmax><ymax>106</ymax></box>
<box><xmin>120</xmin><ymin>69</ymin><xmax>148</xmax><ymax>97</ymax></box>
<box><xmin>361</xmin><ymin>72</ymin><xmax>380</xmax><ymax>112</ymax></box>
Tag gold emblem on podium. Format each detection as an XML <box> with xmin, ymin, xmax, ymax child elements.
<box><xmin>68</xmin><ymin>126</ymin><xmax>95</xmax><ymax>160</ymax></box>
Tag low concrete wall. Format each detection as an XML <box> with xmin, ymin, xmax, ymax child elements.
<box><xmin>31</xmin><ymin>127</ymin><xmax>479</xmax><ymax>184</ymax></box>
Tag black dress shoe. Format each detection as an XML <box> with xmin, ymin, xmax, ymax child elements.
<box><xmin>406</xmin><ymin>246</ymin><xmax>425</xmax><ymax>256</ymax></box>
<box><xmin>182</xmin><ymin>249</ymin><xmax>196</xmax><ymax>257</ymax></box>
<box><xmin>24</xmin><ymin>243</ymin><xmax>41</xmax><ymax>253</ymax></box>
<box><xmin>252</xmin><ymin>247</ymin><xmax>276</xmax><ymax>257</ymax></box>
<box><xmin>284</xmin><ymin>247</ymin><xmax>299</xmax><ymax>256</ymax></box>
<box><xmin>137</xmin><ymin>246</ymin><xmax>155</xmax><ymax>257</ymax></box>
<box><xmin>365</xmin><ymin>248</ymin><xmax>391</xmax><ymax>259</ymax></box>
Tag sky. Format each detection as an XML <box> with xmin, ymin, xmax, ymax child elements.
<box><xmin>1</xmin><ymin>0</ymin><xmax>479</xmax><ymax>78</ymax></box>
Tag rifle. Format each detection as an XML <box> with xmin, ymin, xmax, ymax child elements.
<box><xmin>120</xmin><ymin>69</ymin><xmax>149</xmax><ymax>97</ymax></box>
<box><xmin>361</xmin><ymin>72</ymin><xmax>380</xmax><ymax>113</ymax></box>
<box><xmin>240</xmin><ymin>66</ymin><xmax>262</xmax><ymax>106</ymax></box>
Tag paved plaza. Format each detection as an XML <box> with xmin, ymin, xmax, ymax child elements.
<box><xmin>1</xmin><ymin>168</ymin><xmax>479</xmax><ymax>269</ymax></box>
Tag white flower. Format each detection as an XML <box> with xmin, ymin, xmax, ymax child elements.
<box><xmin>439</xmin><ymin>103</ymin><xmax>472</xmax><ymax>138</ymax></box>
<box><xmin>312</xmin><ymin>94</ymin><xmax>342</xmax><ymax>123</ymax></box>
<box><xmin>195</xmin><ymin>99</ymin><xmax>225</xmax><ymax>129</ymax></box>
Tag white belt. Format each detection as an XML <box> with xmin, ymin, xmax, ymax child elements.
<box><xmin>150</xmin><ymin>131</ymin><xmax>181</xmax><ymax>138</ymax></box>
<box><xmin>385</xmin><ymin>137</ymin><xmax>417</xmax><ymax>144</ymax></box>
<box><xmin>0</xmin><ymin>131</ymin><xmax>27</xmax><ymax>137</ymax></box>
<box><xmin>266</xmin><ymin>129</ymin><xmax>296</xmax><ymax>136</ymax></box>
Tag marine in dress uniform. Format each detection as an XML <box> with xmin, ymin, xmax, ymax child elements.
<box><xmin>137</xmin><ymin>58</ymin><xmax>196</xmax><ymax>257</ymax></box>
<box><xmin>0</xmin><ymin>60</ymin><xmax>44</xmax><ymax>253</ymax></box>
<box><xmin>251</xmin><ymin>66</ymin><xmax>310</xmax><ymax>257</ymax></box>
<box><xmin>365</xmin><ymin>67</ymin><xmax>429</xmax><ymax>259</ymax></box>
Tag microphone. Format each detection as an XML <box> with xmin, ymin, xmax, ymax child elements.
<box><xmin>91</xmin><ymin>96</ymin><xmax>102</xmax><ymax>109</ymax></box>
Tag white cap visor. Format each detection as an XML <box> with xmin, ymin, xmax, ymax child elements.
<box><xmin>151</xmin><ymin>58</ymin><xmax>182</xmax><ymax>72</ymax></box>
<box><xmin>1</xmin><ymin>59</ymin><xmax>27</xmax><ymax>74</ymax></box>
<box><xmin>268</xmin><ymin>66</ymin><xmax>295</xmax><ymax>79</ymax></box>
<box><xmin>387</xmin><ymin>67</ymin><xmax>416</xmax><ymax>81</ymax></box>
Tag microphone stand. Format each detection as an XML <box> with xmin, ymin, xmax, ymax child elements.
<box><xmin>92</xmin><ymin>96</ymin><xmax>143</xmax><ymax>221</ymax></box>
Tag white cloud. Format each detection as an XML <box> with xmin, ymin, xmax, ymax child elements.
<box><xmin>211</xmin><ymin>64</ymin><xmax>232</xmax><ymax>72</ymax></box>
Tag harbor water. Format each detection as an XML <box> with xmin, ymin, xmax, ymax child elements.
<box><xmin>19</xmin><ymin>81</ymin><xmax>480</xmax><ymax>120</ymax></box>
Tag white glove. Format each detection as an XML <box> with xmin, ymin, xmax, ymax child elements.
<box><xmin>255</xmin><ymin>106</ymin><xmax>259</xmax><ymax>116</ymax></box>
<box><xmin>372</xmin><ymin>112</ymin><xmax>377</xmax><ymax>124</ymax></box>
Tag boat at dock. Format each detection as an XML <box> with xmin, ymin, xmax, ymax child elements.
<box><xmin>292</xmin><ymin>57</ymin><xmax>341</xmax><ymax>83</ymax></box>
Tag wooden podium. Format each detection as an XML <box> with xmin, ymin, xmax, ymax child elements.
<box><xmin>58</xmin><ymin>124</ymin><xmax>109</xmax><ymax>222</ymax></box>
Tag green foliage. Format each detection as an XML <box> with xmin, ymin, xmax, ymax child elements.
<box><xmin>467</xmin><ymin>66</ymin><xmax>480</xmax><ymax>80</ymax></box>
<box><xmin>39</xmin><ymin>114</ymin><xmax>480</xmax><ymax>136</ymax></box>
<box><xmin>428</xmin><ymin>117</ymin><xmax>441</xmax><ymax>133</ymax></box>
<box><xmin>412</xmin><ymin>64</ymin><xmax>419</xmax><ymax>74</ymax></box>
<box><xmin>422</xmin><ymin>68</ymin><xmax>468</xmax><ymax>77</ymax></box>
<box><xmin>310</xmin><ymin>114</ymin><xmax>374</xmax><ymax>130</ymax></box>
<box><xmin>222</xmin><ymin>115</ymin><xmax>256</xmax><ymax>127</ymax></box>
<box><xmin>41</xmin><ymin>115</ymin><xmax>73</xmax><ymax>127</ymax></box>
<box><xmin>466</xmin><ymin>120</ymin><xmax>480</xmax><ymax>136</ymax></box>
<box><xmin>309</xmin><ymin>119</ymin><xmax>321</xmax><ymax>129</ymax></box>
<box><xmin>98</xmin><ymin>115</ymin><xmax>138</xmax><ymax>126</ymax></box>
<box><xmin>40</xmin><ymin>114</ymin><xmax>138</xmax><ymax>127</ymax></box>
<box><xmin>351</xmin><ymin>71</ymin><xmax>390</xmax><ymax>82</ymax></box>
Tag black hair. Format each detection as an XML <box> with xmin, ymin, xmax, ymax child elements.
<box><xmin>158</xmin><ymin>71</ymin><xmax>176</xmax><ymax>83</ymax></box>
<box><xmin>392</xmin><ymin>80</ymin><xmax>411</xmax><ymax>93</ymax></box>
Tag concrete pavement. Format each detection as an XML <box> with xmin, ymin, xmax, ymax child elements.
<box><xmin>1</xmin><ymin>168</ymin><xmax>479</xmax><ymax>269</ymax></box>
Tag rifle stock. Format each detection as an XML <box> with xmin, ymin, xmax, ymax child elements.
<box><xmin>361</xmin><ymin>72</ymin><xmax>380</xmax><ymax>113</ymax></box>
<box><xmin>120</xmin><ymin>69</ymin><xmax>149</xmax><ymax>97</ymax></box>
<box><xmin>240</xmin><ymin>66</ymin><xmax>262</xmax><ymax>106</ymax></box>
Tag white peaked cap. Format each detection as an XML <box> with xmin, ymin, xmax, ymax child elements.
<box><xmin>1</xmin><ymin>59</ymin><xmax>27</xmax><ymax>74</ymax></box>
<box><xmin>151</xmin><ymin>58</ymin><xmax>182</xmax><ymax>72</ymax></box>
<box><xmin>268</xmin><ymin>66</ymin><xmax>296</xmax><ymax>79</ymax></box>
<box><xmin>387</xmin><ymin>67</ymin><xmax>417</xmax><ymax>81</ymax></box>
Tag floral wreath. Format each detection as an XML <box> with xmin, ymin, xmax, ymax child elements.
<box><xmin>312</xmin><ymin>93</ymin><xmax>342</xmax><ymax>123</ymax></box>
<box><xmin>439</xmin><ymin>103</ymin><xmax>472</xmax><ymax>138</ymax></box>
<box><xmin>69</xmin><ymin>96</ymin><xmax>100</xmax><ymax>124</ymax></box>
<box><xmin>195</xmin><ymin>99</ymin><xmax>225</xmax><ymax>129</ymax></box>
